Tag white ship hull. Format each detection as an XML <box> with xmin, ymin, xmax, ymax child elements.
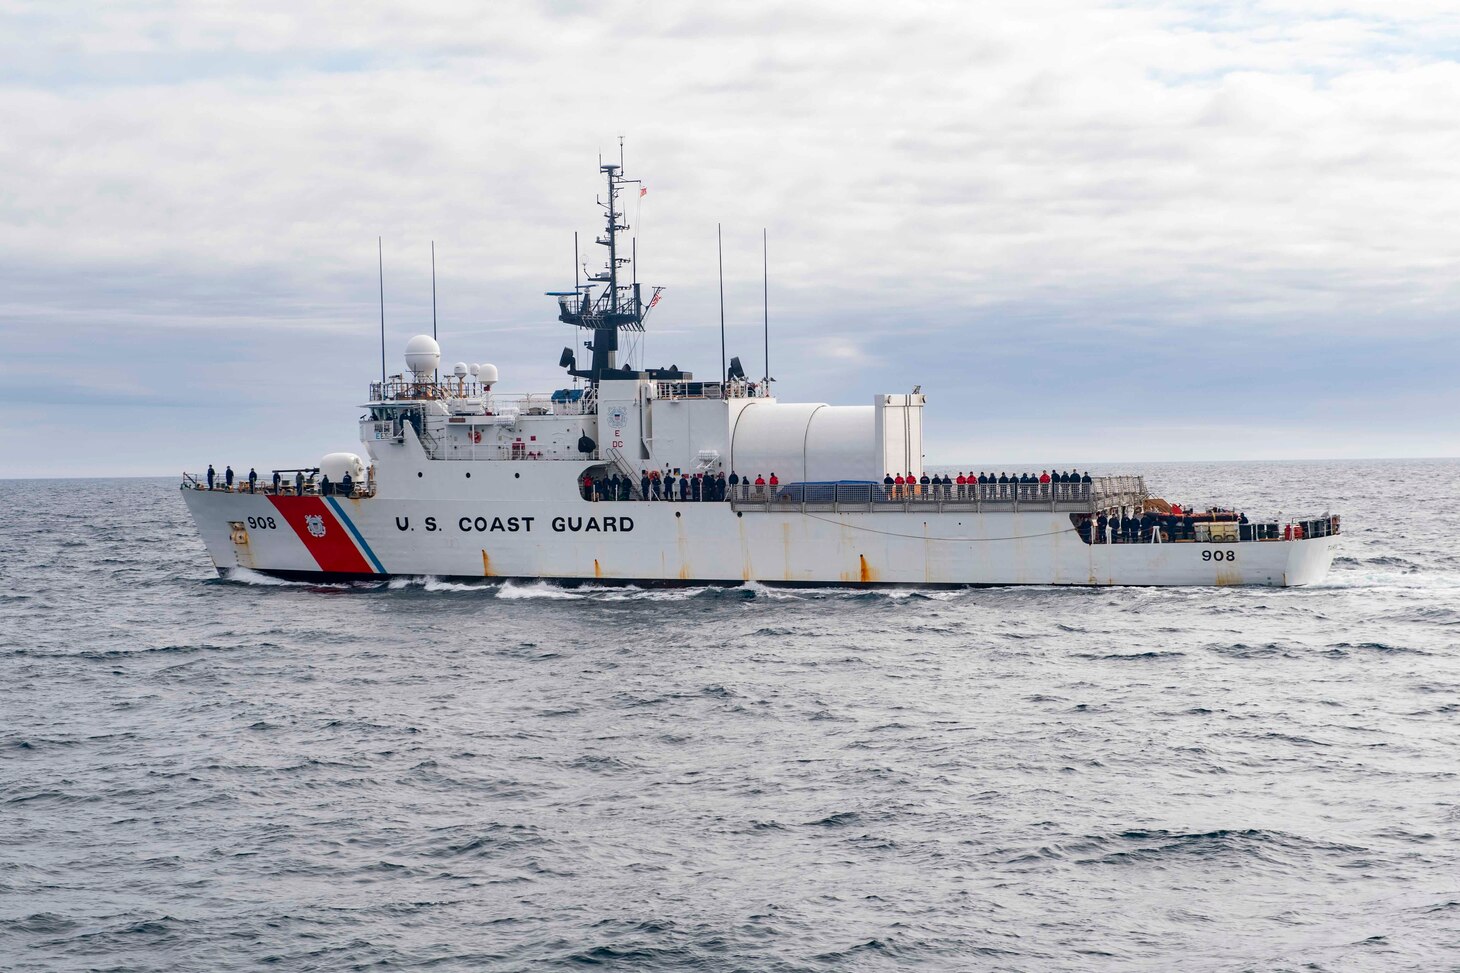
<box><xmin>181</xmin><ymin>489</ymin><xmax>1336</xmax><ymax>587</ymax></box>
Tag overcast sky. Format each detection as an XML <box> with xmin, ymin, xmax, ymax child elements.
<box><xmin>3</xmin><ymin>0</ymin><xmax>1458</xmax><ymax>476</ymax></box>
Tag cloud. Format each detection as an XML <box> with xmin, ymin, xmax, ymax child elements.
<box><xmin>1</xmin><ymin>0</ymin><xmax>1457</xmax><ymax>474</ymax></box>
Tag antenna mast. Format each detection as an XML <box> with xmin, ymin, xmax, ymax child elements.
<box><xmin>718</xmin><ymin>223</ymin><xmax>726</xmax><ymax>383</ymax></box>
<box><xmin>430</xmin><ymin>240</ymin><xmax>438</xmax><ymax>383</ymax></box>
<box><xmin>762</xmin><ymin>228</ymin><xmax>769</xmax><ymax>389</ymax></box>
<box><xmin>546</xmin><ymin>156</ymin><xmax>646</xmax><ymax>385</ymax></box>
<box><xmin>377</xmin><ymin>237</ymin><xmax>386</xmax><ymax>387</ymax></box>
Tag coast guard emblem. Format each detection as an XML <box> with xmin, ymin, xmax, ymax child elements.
<box><xmin>305</xmin><ymin>514</ymin><xmax>327</xmax><ymax>538</ymax></box>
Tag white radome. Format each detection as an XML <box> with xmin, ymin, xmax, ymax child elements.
<box><xmin>452</xmin><ymin>362</ymin><xmax>468</xmax><ymax>379</ymax></box>
<box><xmin>403</xmin><ymin>335</ymin><xmax>441</xmax><ymax>377</ymax></box>
<box><xmin>478</xmin><ymin>363</ymin><xmax>499</xmax><ymax>385</ymax></box>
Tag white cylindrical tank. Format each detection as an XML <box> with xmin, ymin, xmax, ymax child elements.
<box><xmin>404</xmin><ymin>335</ymin><xmax>441</xmax><ymax>377</ymax></box>
<box><xmin>320</xmin><ymin>452</ymin><xmax>366</xmax><ymax>483</ymax></box>
<box><xmin>730</xmin><ymin>403</ymin><xmax>875</xmax><ymax>482</ymax></box>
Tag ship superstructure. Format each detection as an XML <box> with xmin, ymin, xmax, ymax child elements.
<box><xmin>179</xmin><ymin>160</ymin><xmax>1339</xmax><ymax>587</ymax></box>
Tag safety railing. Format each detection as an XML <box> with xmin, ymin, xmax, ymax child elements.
<box><xmin>369</xmin><ymin>379</ymin><xmax>493</xmax><ymax>401</ymax></box>
<box><xmin>366</xmin><ymin>385</ymin><xmax>599</xmax><ymax>418</ymax></box>
<box><xmin>428</xmin><ymin>441</ymin><xmax>599</xmax><ymax>462</ymax></box>
<box><xmin>361</xmin><ymin>417</ymin><xmax>599</xmax><ymax>462</ymax></box>
<box><xmin>1077</xmin><ymin>512</ymin><xmax>1338</xmax><ymax>545</ymax></box>
<box><xmin>653</xmin><ymin>380</ymin><xmax>771</xmax><ymax>401</ymax></box>
<box><xmin>1090</xmin><ymin>475</ymin><xmax>1146</xmax><ymax>499</ymax></box>
<box><xmin>180</xmin><ymin>472</ymin><xmax>377</xmax><ymax>499</ymax></box>
<box><xmin>494</xmin><ymin>392</ymin><xmax>594</xmax><ymax>416</ymax></box>
<box><xmin>728</xmin><ymin>479</ymin><xmax>1104</xmax><ymax>512</ymax></box>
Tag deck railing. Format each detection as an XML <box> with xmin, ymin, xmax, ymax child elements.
<box><xmin>722</xmin><ymin>475</ymin><xmax>1149</xmax><ymax>513</ymax></box>
<box><xmin>428</xmin><ymin>441</ymin><xmax>598</xmax><ymax>462</ymax></box>
<box><xmin>368</xmin><ymin>379</ymin><xmax>493</xmax><ymax>401</ymax></box>
<box><xmin>179</xmin><ymin>473</ymin><xmax>376</xmax><ymax>499</ymax></box>
<box><xmin>729</xmin><ymin>480</ymin><xmax>1105</xmax><ymax>511</ymax></box>
<box><xmin>653</xmin><ymin>380</ymin><xmax>770</xmax><ymax>401</ymax></box>
<box><xmin>362</xmin><ymin>418</ymin><xmax>596</xmax><ymax>461</ymax></box>
<box><xmin>1081</xmin><ymin>513</ymin><xmax>1338</xmax><ymax>544</ymax></box>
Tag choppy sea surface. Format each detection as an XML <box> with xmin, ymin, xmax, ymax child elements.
<box><xmin>1</xmin><ymin>459</ymin><xmax>1458</xmax><ymax>972</ymax></box>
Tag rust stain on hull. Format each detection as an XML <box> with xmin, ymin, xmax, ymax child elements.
<box><xmin>481</xmin><ymin>550</ymin><xmax>492</xmax><ymax>577</ymax></box>
<box><xmin>859</xmin><ymin>554</ymin><xmax>876</xmax><ymax>583</ymax></box>
<box><xmin>594</xmin><ymin>558</ymin><xmax>602</xmax><ymax>579</ymax></box>
<box><xmin>229</xmin><ymin>521</ymin><xmax>256</xmax><ymax>570</ymax></box>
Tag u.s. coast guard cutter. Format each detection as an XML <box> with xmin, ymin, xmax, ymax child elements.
<box><xmin>181</xmin><ymin>161</ymin><xmax>1338</xmax><ymax>587</ymax></box>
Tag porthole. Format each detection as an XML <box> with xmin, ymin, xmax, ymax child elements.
<box><xmin>465</xmin><ymin>472</ymin><xmax>471</xmax><ymax>478</ymax></box>
<box><xmin>417</xmin><ymin>471</ymin><xmax>423</xmax><ymax>478</ymax></box>
<box><xmin>675</xmin><ymin>511</ymin><xmax>681</xmax><ymax>518</ymax></box>
<box><xmin>736</xmin><ymin>511</ymin><xmax>743</xmax><ymax>518</ymax></box>
<box><xmin>514</xmin><ymin>472</ymin><xmax>520</xmax><ymax>479</ymax></box>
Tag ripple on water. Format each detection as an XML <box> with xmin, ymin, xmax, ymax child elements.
<box><xmin>1</xmin><ymin>465</ymin><xmax>1458</xmax><ymax>972</ymax></box>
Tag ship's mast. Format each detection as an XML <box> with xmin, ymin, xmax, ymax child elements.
<box><xmin>548</xmin><ymin>160</ymin><xmax>646</xmax><ymax>385</ymax></box>
<box><xmin>606</xmin><ymin>163</ymin><xmax>620</xmax><ymax>318</ymax></box>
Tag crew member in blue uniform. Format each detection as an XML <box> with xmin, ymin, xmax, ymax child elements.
<box><xmin>207</xmin><ymin>464</ymin><xmax>216</xmax><ymax>490</ymax></box>
<box><xmin>341</xmin><ymin>471</ymin><xmax>353</xmax><ymax>497</ymax></box>
<box><xmin>247</xmin><ymin>468</ymin><xmax>257</xmax><ymax>493</ymax></box>
<box><xmin>224</xmin><ymin>465</ymin><xmax>234</xmax><ymax>490</ymax></box>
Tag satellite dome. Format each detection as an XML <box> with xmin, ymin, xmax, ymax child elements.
<box><xmin>468</xmin><ymin>363</ymin><xmax>480</xmax><ymax>378</ymax></box>
<box><xmin>478</xmin><ymin>363</ymin><xmax>499</xmax><ymax>385</ymax></box>
<box><xmin>452</xmin><ymin>361</ymin><xmax>468</xmax><ymax>378</ymax></box>
<box><xmin>403</xmin><ymin>335</ymin><xmax>441</xmax><ymax>377</ymax></box>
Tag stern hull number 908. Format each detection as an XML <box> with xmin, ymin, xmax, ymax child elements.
<box><xmin>1201</xmin><ymin>549</ymin><xmax>1234</xmax><ymax>562</ymax></box>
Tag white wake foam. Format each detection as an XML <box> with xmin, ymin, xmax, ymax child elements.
<box><xmin>494</xmin><ymin>580</ymin><xmax>585</xmax><ymax>600</ymax></box>
<box><xmin>223</xmin><ymin>568</ymin><xmax>313</xmax><ymax>587</ymax></box>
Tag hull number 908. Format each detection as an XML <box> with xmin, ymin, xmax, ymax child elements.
<box><xmin>1201</xmin><ymin>549</ymin><xmax>1234</xmax><ymax>562</ymax></box>
<box><xmin>246</xmin><ymin>516</ymin><xmax>277</xmax><ymax>530</ymax></box>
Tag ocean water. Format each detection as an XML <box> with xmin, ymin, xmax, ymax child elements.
<box><xmin>1</xmin><ymin>459</ymin><xmax>1457</xmax><ymax>972</ymax></box>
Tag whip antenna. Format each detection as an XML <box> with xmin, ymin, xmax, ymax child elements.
<box><xmin>718</xmin><ymin>223</ymin><xmax>726</xmax><ymax>383</ymax></box>
<box><xmin>762</xmin><ymin>227</ymin><xmax>769</xmax><ymax>390</ymax></box>
<box><xmin>430</xmin><ymin>240</ymin><xmax>438</xmax><ymax>382</ymax></box>
<box><xmin>378</xmin><ymin>236</ymin><xmax>386</xmax><ymax>387</ymax></box>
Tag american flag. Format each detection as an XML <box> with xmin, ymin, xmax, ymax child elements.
<box><xmin>640</xmin><ymin>186</ymin><xmax>648</xmax><ymax>197</ymax></box>
<box><xmin>647</xmin><ymin>290</ymin><xmax>662</xmax><ymax>309</ymax></box>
